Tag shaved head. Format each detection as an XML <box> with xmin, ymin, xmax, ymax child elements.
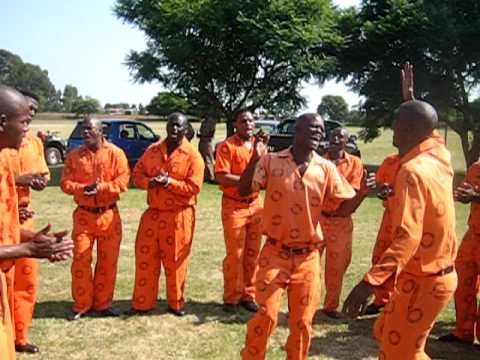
<box><xmin>0</xmin><ymin>85</ymin><xmax>28</xmax><ymax>118</ymax></box>
<box><xmin>397</xmin><ymin>100</ymin><xmax>438</xmax><ymax>134</ymax></box>
<box><xmin>393</xmin><ymin>100</ymin><xmax>438</xmax><ymax>155</ymax></box>
<box><xmin>0</xmin><ymin>85</ymin><xmax>31</xmax><ymax>149</ymax></box>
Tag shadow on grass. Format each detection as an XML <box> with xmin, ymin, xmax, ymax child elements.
<box><xmin>308</xmin><ymin>314</ymin><xmax>479</xmax><ymax>360</ymax></box>
<box><xmin>34</xmin><ymin>298</ymin><xmax>255</xmax><ymax>325</ymax></box>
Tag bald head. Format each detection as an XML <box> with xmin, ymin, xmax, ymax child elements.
<box><xmin>0</xmin><ymin>85</ymin><xmax>28</xmax><ymax>118</ymax></box>
<box><xmin>0</xmin><ymin>85</ymin><xmax>30</xmax><ymax>150</ymax></box>
<box><xmin>397</xmin><ymin>100</ymin><xmax>438</xmax><ymax>134</ymax></box>
<box><xmin>393</xmin><ymin>100</ymin><xmax>438</xmax><ymax>154</ymax></box>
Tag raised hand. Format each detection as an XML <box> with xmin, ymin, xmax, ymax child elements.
<box><xmin>402</xmin><ymin>62</ymin><xmax>415</xmax><ymax>101</ymax></box>
<box><xmin>252</xmin><ymin>130</ymin><xmax>269</xmax><ymax>161</ymax></box>
<box><xmin>359</xmin><ymin>169</ymin><xmax>376</xmax><ymax>195</ymax></box>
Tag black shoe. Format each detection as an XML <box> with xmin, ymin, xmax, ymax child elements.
<box><xmin>222</xmin><ymin>303</ymin><xmax>238</xmax><ymax>314</ymax></box>
<box><xmin>96</xmin><ymin>307</ymin><xmax>120</xmax><ymax>317</ymax></box>
<box><xmin>437</xmin><ymin>333</ymin><xmax>473</xmax><ymax>345</ymax></box>
<box><xmin>167</xmin><ymin>307</ymin><xmax>185</xmax><ymax>317</ymax></box>
<box><xmin>15</xmin><ymin>343</ymin><xmax>39</xmax><ymax>353</ymax></box>
<box><xmin>67</xmin><ymin>311</ymin><xmax>85</xmax><ymax>321</ymax></box>
<box><xmin>124</xmin><ymin>308</ymin><xmax>151</xmax><ymax>316</ymax></box>
<box><xmin>364</xmin><ymin>303</ymin><xmax>385</xmax><ymax>316</ymax></box>
<box><xmin>320</xmin><ymin>309</ymin><xmax>343</xmax><ymax>320</ymax></box>
<box><xmin>240</xmin><ymin>300</ymin><xmax>259</xmax><ymax>313</ymax></box>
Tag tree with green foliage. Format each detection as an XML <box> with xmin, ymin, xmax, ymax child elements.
<box><xmin>115</xmin><ymin>0</ymin><xmax>341</xmax><ymax>135</ymax></box>
<box><xmin>334</xmin><ymin>0</ymin><xmax>480</xmax><ymax>167</ymax></box>
<box><xmin>62</xmin><ymin>84</ymin><xmax>80</xmax><ymax>113</ymax></box>
<box><xmin>146</xmin><ymin>92</ymin><xmax>191</xmax><ymax>116</ymax></box>
<box><xmin>317</xmin><ymin>94</ymin><xmax>349</xmax><ymax>121</ymax></box>
<box><xmin>71</xmin><ymin>97</ymin><xmax>101</xmax><ymax>117</ymax></box>
<box><xmin>0</xmin><ymin>49</ymin><xmax>56</xmax><ymax>110</ymax></box>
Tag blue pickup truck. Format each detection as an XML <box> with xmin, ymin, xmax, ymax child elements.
<box><xmin>67</xmin><ymin>119</ymin><xmax>160</xmax><ymax>167</ymax></box>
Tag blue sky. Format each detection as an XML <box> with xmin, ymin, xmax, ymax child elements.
<box><xmin>1</xmin><ymin>0</ymin><xmax>360</xmax><ymax>111</ymax></box>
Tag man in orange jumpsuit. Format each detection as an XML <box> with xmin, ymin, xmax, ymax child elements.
<box><xmin>239</xmin><ymin>113</ymin><xmax>357</xmax><ymax>360</ymax></box>
<box><xmin>438</xmin><ymin>164</ymin><xmax>480</xmax><ymax>345</ymax></box>
<box><xmin>319</xmin><ymin>127</ymin><xmax>366</xmax><ymax>319</ymax></box>
<box><xmin>4</xmin><ymin>90</ymin><xmax>50</xmax><ymax>354</ymax></box>
<box><xmin>61</xmin><ymin>116</ymin><xmax>130</xmax><ymax>321</ymax></box>
<box><xmin>215</xmin><ymin>110</ymin><xmax>262</xmax><ymax>314</ymax></box>
<box><xmin>129</xmin><ymin>112</ymin><xmax>204</xmax><ymax>316</ymax></box>
<box><xmin>363</xmin><ymin>154</ymin><xmax>401</xmax><ymax>315</ymax></box>
<box><xmin>0</xmin><ymin>85</ymin><xmax>73</xmax><ymax>359</ymax></box>
<box><xmin>343</xmin><ymin>100</ymin><xmax>458</xmax><ymax>360</ymax></box>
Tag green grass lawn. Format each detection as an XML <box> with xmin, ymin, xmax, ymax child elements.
<box><xmin>15</xmin><ymin>114</ymin><xmax>478</xmax><ymax>359</ymax></box>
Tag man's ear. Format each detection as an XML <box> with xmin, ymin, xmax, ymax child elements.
<box><xmin>0</xmin><ymin>114</ymin><xmax>6</xmax><ymax>132</ymax></box>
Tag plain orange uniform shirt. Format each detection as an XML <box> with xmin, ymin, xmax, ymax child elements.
<box><xmin>132</xmin><ymin>138</ymin><xmax>204</xmax><ymax>209</ymax></box>
<box><xmin>251</xmin><ymin>148</ymin><xmax>356</xmax><ymax>246</ymax></box>
<box><xmin>61</xmin><ymin>141</ymin><xmax>130</xmax><ymax>207</ymax></box>
<box><xmin>215</xmin><ymin>134</ymin><xmax>259</xmax><ymax>200</ymax></box>
<box><xmin>364</xmin><ymin>137</ymin><xmax>457</xmax><ymax>286</ymax></box>
<box><xmin>8</xmin><ymin>132</ymin><xmax>50</xmax><ymax>206</ymax></box>
<box><xmin>322</xmin><ymin>151</ymin><xmax>363</xmax><ymax>212</ymax></box>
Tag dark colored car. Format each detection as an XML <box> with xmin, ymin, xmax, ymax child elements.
<box><xmin>67</xmin><ymin>119</ymin><xmax>160</xmax><ymax>167</ymax></box>
<box><xmin>37</xmin><ymin>131</ymin><xmax>67</xmax><ymax>166</ymax></box>
<box><xmin>267</xmin><ymin>118</ymin><xmax>361</xmax><ymax>157</ymax></box>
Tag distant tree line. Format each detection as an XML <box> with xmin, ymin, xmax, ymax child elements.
<box><xmin>0</xmin><ymin>49</ymin><xmax>102</xmax><ymax>116</ymax></box>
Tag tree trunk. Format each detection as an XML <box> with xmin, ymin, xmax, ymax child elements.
<box><xmin>459</xmin><ymin>130</ymin><xmax>480</xmax><ymax>169</ymax></box>
<box><xmin>226</xmin><ymin>113</ymin><xmax>235</xmax><ymax>138</ymax></box>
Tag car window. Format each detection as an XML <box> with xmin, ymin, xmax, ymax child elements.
<box><xmin>119</xmin><ymin>124</ymin><xmax>136</xmax><ymax>140</ymax></box>
<box><xmin>136</xmin><ymin>123</ymin><xmax>156</xmax><ymax>141</ymax></box>
<box><xmin>255</xmin><ymin>123</ymin><xmax>276</xmax><ymax>134</ymax></box>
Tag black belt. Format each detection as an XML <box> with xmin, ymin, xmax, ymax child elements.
<box><xmin>223</xmin><ymin>194</ymin><xmax>257</xmax><ymax>204</ymax></box>
<box><xmin>267</xmin><ymin>238</ymin><xmax>314</xmax><ymax>256</ymax></box>
<box><xmin>428</xmin><ymin>265</ymin><xmax>454</xmax><ymax>277</ymax></box>
<box><xmin>78</xmin><ymin>203</ymin><xmax>117</xmax><ymax>214</ymax></box>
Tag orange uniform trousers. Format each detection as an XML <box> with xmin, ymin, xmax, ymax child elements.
<box><xmin>13</xmin><ymin>217</ymin><xmax>37</xmax><ymax>346</ymax></box>
<box><xmin>371</xmin><ymin>210</ymin><xmax>395</xmax><ymax>307</ymax></box>
<box><xmin>374</xmin><ymin>271</ymin><xmax>457</xmax><ymax>360</ymax></box>
<box><xmin>241</xmin><ymin>242</ymin><xmax>320</xmax><ymax>360</ymax></box>
<box><xmin>452</xmin><ymin>228</ymin><xmax>480</xmax><ymax>342</ymax></box>
<box><xmin>319</xmin><ymin>215</ymin><xmax>353</xmax><ymax>312</ymax></box>
<box><xmin>71</xmin><ymin>207</ymin><xmax>122</xmax><ymax>313</ymax></box>
<box><xmin>221</xmin><ymin>196</ymin><xmax>262</xmax><ymax>304</ymax></box>
<box><xmin>132</xmin><ymin>206</ymin><xmax>194</xmax><ymax>311</ymax></box>
<box><xmin>0</xmin><ymin>270</ymin><xmax>15</xmax><ymax>360</ymax></box>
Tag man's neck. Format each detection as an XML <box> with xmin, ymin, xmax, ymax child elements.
<box><xmin>167</xmin><ymin>140</ymin><xmax>180</xmax><ymax>156</ymax></box>
<box><xmin>291</xmin><ymin>145</ymin><xmax>313</xmax><ymax>165</ymax></box>
<box><xmin>327</xmin><ymin>149</ymin><xmax>344</xmax><ymax>161</ymax></box>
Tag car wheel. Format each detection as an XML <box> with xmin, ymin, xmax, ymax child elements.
<box><xmin>45</xmin><ymin>147</ymin><xmax>62</xmax><ymax>165</ymax></box>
